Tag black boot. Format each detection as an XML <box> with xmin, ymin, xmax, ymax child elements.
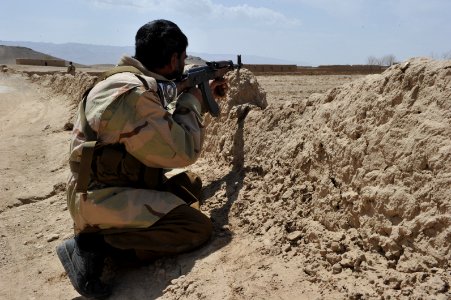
<box><xmin>56</xmin><ymin>238</ymin><xmax>111</xmax><ymax>299</ymax></box>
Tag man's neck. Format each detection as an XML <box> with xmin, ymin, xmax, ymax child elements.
<box><xmin>117</xmin><ymin>56</ymin><xmax>170</xmax><ymax>80</ymax></box>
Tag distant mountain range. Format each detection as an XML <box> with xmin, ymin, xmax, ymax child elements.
<box><xmin>0</xmin><ymin>40</ymin><xmax>305</xmax><ymax>66</ymax></box>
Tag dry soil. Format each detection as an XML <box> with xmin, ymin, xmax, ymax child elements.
<box><xmin>0</xmin><ymin>58</ymin><xmax>449</xmax><ymax>300</ymax></box>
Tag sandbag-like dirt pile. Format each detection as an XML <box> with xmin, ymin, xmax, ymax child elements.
<box><xmin>28</xmin><ymin>71</ymin><xmax>96</xmax><ymax>107</ymax></box>
<box><xmin>18</xmin><ymin>58</ymin><xmax>450</xmax><ymax>299</ymax></box>
<box><xmin>198</xmin><ymin>57</ymin><xmax>450</xmax><ymax>298</ymax></box>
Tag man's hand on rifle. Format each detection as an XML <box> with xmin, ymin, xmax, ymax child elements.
<box><xmin>183</xmin><ymin>78</ymin><xmax>228</xmax><ymax>114</ymax></box>
<box><xmin>210</xmin><ymin>78</ymin><xmax>228</xmax><ymax>99</ymax></box>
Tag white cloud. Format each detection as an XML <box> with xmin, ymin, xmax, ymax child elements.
<box><xmin>90</xmin><ymin>0</ymin><xmax>301</xmax><ymax>28</ymax></box>
<box><xmin>216</xmin><ymin>4</ymin><xmax>300</xmax><ymax>26</ymax></box>
<box><xmin>294</xmin><ymin>0</ymin><xmax>451</xmax><ymax>20</ymax></box>
<box><xmin>294</xmin><ymin>0</ymin><xmax>366</xmax><ymax>17</ymax></box>
<box><xmin>92</xmin><ymin>0</ymin><xmax>150</xmax><ymax>8</ymax></box>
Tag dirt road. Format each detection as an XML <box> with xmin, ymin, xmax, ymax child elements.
<box><xmin>0</xmin><ymin>73</ymin><xmax>76</xmax><ymax>299</ymax></box>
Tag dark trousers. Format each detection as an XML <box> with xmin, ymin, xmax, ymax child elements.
<box><xmin>104</xmin><ymin>204</ymin><xmax>212</xmax><ymax>260</ymax></box>
<box><xmin>76</xmin><ymin>171</ymin><xmax>212</xmax><ymax>261</ymax></box>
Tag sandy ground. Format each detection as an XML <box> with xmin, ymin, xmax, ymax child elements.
<box><xmin>0</xmin><ymin>59</ymin><xmax>449</xmax><ymax>300</ymax></box>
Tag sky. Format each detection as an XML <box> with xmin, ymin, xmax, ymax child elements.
<box><xmin>1</xmin><ymin>0</ymin><xmax>451</xmax><ymax>66</ymax></box>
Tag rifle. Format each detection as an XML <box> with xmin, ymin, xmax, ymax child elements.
<box><xmin>177</xmin><ymin>55</ymin><xmax>242</xmax><ymax>117</ymax></box>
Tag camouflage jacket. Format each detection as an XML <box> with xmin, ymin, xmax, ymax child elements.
<box><xmin>67</xmin><ymin>56</ymin><xmax>205</xmax><ymax>233</ymax></box>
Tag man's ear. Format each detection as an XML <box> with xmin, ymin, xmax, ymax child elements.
<box><xmin>170</xmin><ymin>53</ymin><xmax>178</xmax><ymax>70</ymax></box>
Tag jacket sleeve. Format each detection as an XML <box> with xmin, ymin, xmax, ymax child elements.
<box><xmin>99</xmin><ymin>86</ymin><xmax>205</xmax><ymax>168</ymax></box>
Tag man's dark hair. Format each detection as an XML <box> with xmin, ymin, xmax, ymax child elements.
<box><xmin>134</xmin><ymin>19</ymin><xmax>188</xmax><ymax>70</ymax></box>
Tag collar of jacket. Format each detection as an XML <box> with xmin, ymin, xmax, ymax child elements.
<box><xmin>117</xmin><ymin>55</ymin><xmax>170</xmax><ymax>81</ymax></box>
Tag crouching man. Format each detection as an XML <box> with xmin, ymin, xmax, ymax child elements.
<box><xmin>56</xmin><ymin>19</ymin><xmax>225</xmax><ymax>298</ymax></box>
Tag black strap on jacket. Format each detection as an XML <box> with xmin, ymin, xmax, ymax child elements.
<box><xmin>74</xmin><ymin>66</ymin><xmax>155</xmax><ymax>193</ymax></box>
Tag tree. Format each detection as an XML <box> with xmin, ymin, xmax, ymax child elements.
<box><xmin>381</xmin><ymin>54</ymin><xmax>396</xmax><ymax>66</ymax></box>
<box><xmin>367</xmin><ymin>54</ymin><xmax>396</xmax><ymax>66</ymax></box>
<box><xmin>367</xmin><ymin>56</ymin><xmax>380</xmax><ymax>65</ymax></box>
<box><xmin>442</xmin><ymin>51</ymin><xmax>451</xmax><ymax>60</ymax></box>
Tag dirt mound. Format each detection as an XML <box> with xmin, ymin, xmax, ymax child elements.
<box><xmin>29</xmin><ymin>71</ymin><xmax>95</xmax><ymax>106</ymax></box>
<box><xmin>212</xmin><ymin>57</ymin><xmax>451</xmax><ymax>258</ymax></box>
<box><xmin>198</xmin><ymin>57</ymin><xmax>450</xmax><ymax>298</ymax></box>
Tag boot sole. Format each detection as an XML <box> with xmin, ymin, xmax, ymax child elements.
<box><xmin>56</xmin><ymin>240</ymin><xmax>112</xmax><ymax>299</ymax></box>
<box><xmin>56</xmin><ymin>240</ymin><xmax>84</xmax><ymax>296</ymax></box>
